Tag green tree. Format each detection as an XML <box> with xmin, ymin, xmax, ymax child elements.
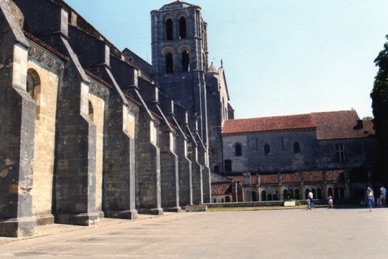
<box><xmin>362</xmin><ymin>116</ymin><xmax>373</xmax><ymax>121</ymax></box>
<box><xmin>371</xmin><ymin>35</ymin><xmax>388</xmax><ymax>180</ymax></box>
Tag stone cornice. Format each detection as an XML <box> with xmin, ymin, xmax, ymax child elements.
<box><xmin>27</xmin><ymin>41</ymin><xmax>64</xmax><ymax>73</ymax></box>
<box><xmin>88</xmin><ymin>80</ymin><xmax>109</xmax><ymax>98</ymax></box>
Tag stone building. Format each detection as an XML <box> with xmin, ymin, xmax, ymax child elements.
<box><xmin>0</xmin><ymin>0</ymin><xmax>231</xmax><ymax>237</ymax></box>
<box><xmin>218</xmin><ymin>110</ymin><xmax>378</xmax><ymax>202</ymax></box>
<box><xmin>0</xmin><ymin>0</ymin><xmax>378</xmax><ymax>239</ymax></box>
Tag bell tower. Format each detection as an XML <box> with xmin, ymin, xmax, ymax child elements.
<box><xmin>151</xmin><ymin>0</ymin><xmax>209</xmax><ymax>143</ymax></box>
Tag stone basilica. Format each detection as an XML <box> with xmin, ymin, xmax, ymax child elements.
<box><xmin>0</xmin><ymin>0</ymin><xmax>377</xmax><ymax>238</ymax></box>
<box><xmin>0</xmin><ymin>0</ymin><xmax>231</xmax><ymax>237</ymax></box>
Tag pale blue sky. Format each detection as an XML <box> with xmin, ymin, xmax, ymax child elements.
<box><xmin>65</xmin><ymin>0</ymin><xmax>388</xmax><ymax>119</ymax></box>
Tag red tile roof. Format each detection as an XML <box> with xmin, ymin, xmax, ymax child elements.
<box><xmin>211</xmin><ymin>183</ymin><xmax>232</xmax><ymax>195</ymax></box>
<box><xmin>282</xmin><ymin>172</ymin><xmax>301</xmax><ymax>183</ymax></box>
<box><xmin>312</xmin><ymin>110</ymin><xmax>374</xmax><ymax>140</ymax></box>
<box><xmin>223</xmin><ymin>114</ymin><xmax>315</xmax><ymax>135</ymax></box>
<box><xmin>84</xmin><ymin>70</ymin><xmax>112</xmax><ymax>89</ymax></box>
<box><xmin>326</xmin><ymin>170</ymin><xmax>345</xmax><ymax>181</ymax></box>
<box><xmin>222</xmin><ymin>110</ymin><xmax>374</xmax><ymax>140</ymax></box>
<box><xmin>260</xmin><ymin>174</ymin><xmax>278</xmax><ymax>184</ymax></box>
<box><xmin>23</xmin><ymin>30</ymin><xmax>69</xmax><ymax>61</ymax></box>
<box><xmin>228</xmin><ymin>170</ymin><xmax>345</xmax><ymax>186</ymax></box>
<box><xmin>303</xmin><ymin>171</ymin><xmax>323</xmax><ymax>182</ymax></box>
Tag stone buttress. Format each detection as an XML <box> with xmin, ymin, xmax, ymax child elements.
<box><xmin>0</xmin><ymin>0</ymin><xmax>36</xmax><ymax>237</ymax></box>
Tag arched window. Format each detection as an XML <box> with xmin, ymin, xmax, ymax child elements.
<box><xmin>273</xmin><ymin>190</ymin><xmax>278</xmax><ymax>200</ymax></box>
<box><xmin>88</xmin><ymin>100</ymin><xmax>94</xmax><ymax>122</ymax></box>
<box><xmin>225</xmin><ymin>196</ymin><xmax>231</xmax><ymax>202</ymax></box>
<box><xmin>182</xmin><ymin>51</ymin><xmax>189</xmax><ymax>72</ymax></box>
<box><xmin>235</xmin><ymin>143</ymin><xmax>242</xmax><ymax>156</ymax></box>
<box><xmin>27</xmin><ymin>69</ymin><xmax>41</xmax><ymax>119</ymax></box>
<box><xmin>305</xmin><ymin>188</ymin><xmax>310</xmax><ymax>199</ymax></box>
<box><xmin>283</xmin><ymin>189</ymin><xmax>289</xmax><ymax>200</ymax></box>
<box><xmin>165</xmin><ymin>53</ymin><xmax>173</xmax><ymax>73</ymax></box>
<box><xmin>328</xmin><ymin>187</ymin><xmax>333</xmax><ymax>197</ymax></box>
<box><xmin>166</xmin><ymin>18</ymin><xmax>173</xmax><ymax>40</ymax></box>
<box><xmin>295</xmin><ymin>189</ymin><xmax>300</xmax><ymax>199</ymax></box>
<box><xmin>312</xmin><ymin>188</ymin><xmax>316</xmax><ymax>199</ymax></box>
<box><xmin>290</xmin><ymin>189</ymin><xmax>294</xmax><ymax>199</ymax></box>
<box><xmin>224</xmin><ymin>159</ymin><xmax>232</xmax><ymax>173</ymax></box>
<box><xmin>179</xmin><ymin>17</ymin><xmax>186</xmax><ymax>39</ymax></box>
<box><xmin>264</xmin><ymin>144</ymin><xmax>271</xmax><ymax>155</ymax></box>
<box><xmin>27</xmin><ymin>69</ymin><xmax>40</xmax><ymax>100</ymax></box>
<box><xmin>293</xmin><ymin>142</ymin><xmax>301</xmax><ymax>153</ymax></box>
<box><xmin>317</xmin><ymin>188</ymin><xmax>322</xmax><ymax>199</ymax></box>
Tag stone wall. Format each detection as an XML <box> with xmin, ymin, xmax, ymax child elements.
<box><xmin>27</xmin><ymin>61</ymin><xmax>59</xmax><ymax>224</ymax></box>
<box><xmin>88</xmin><ymin>91</ymin><xmax>105</xmax><ymax>215</ymax></box>
<box><xmin>223</xmin><ymin>130</ymin><xmax>317</xmax><ymax>173</ymax></box>
<box><xmin>0</xmin><ymin>1</ymin><xmax>36</xmax><ymax>236</ymax></box>
<box><xmin>0</xmin><ymin>0</ymin><xmax>217</xmax><ymax>237</ymax></box>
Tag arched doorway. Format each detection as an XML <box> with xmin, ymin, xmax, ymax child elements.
<box><xmin>261</xmin><ymin>190</ymin><xmax>267</xmax><ymax>201</ymax></box>
<box><xmin>252</xmin><ymin>191</ymin><xmax>257</xmax><ymax>201</ymax></box>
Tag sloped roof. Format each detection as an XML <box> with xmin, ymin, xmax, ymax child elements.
<box><xmin>211</xmin><ymin>183</ymin><xmax>232</xmax><ymax>195</ymax></box>
<box><xmin>303</xmin><ymin>171</ymin><xmax>323</xmax><ymax>182</ymax></box>
<box><xmin>312</xmin><ymin>110</ymin><xmax>374</xmax><ymax>140</ymax></box>
<box><xmin>161</xmin><ymin>0</ymin><xmax>198</xmax><ymax>10</ymax></box>
<box><xmin>222</xmin><ymin>110</ymin><xmax>374</xmax><ymax>140</ymax></box>
<box><xmin>282</xmin><ymin>172</ymin><xmax>301</xmax><ymax>183</ymax></box>
<box><xmin>222</xmin><ymin>114</ymin><xmax>315</xmax><ymax>135</ymax></box>
<box><xmin>229</xmin><ymin>170</ymin><xmax>346</xmax><ymax>186</ymax></box>
<box><xmin>326</xmin><ymin>170</ymin><xmax>346</xmax><ymax>181</ymax></box>
<box><xmin>23</xmin><ymin>30</ymin><xmax>68</xmax><ymax>61</ymax></box>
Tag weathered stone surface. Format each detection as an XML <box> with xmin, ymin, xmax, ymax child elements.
<box><xmin>0</xmin><ymin>0</ymin><xmax>228</xmax><ymax>238</ymax></box>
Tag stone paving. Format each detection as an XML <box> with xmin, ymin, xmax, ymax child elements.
<box><xmin>1</xmin><ymin>207</ymin><xmax>388</xmax><ymax>258</ymax></box>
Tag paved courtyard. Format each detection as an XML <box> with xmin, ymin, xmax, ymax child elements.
<box><xmin>1</xmin><ymin>207</ymin><xmax>388</xmax><ymax>258</ymax></box>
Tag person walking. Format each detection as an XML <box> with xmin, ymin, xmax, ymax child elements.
<box><xmin>380</xmin><ymin>186</ymin><xmax>386</xmax><ymax>207</ymax></box>
<box><xmin>308</xmin><ymin>191</ymin><xmax>314</xmax><ymax>208</ymax></box>
<box><xmin>306</xmin><ymin>198</ymin><xmax>312</xmax><ymax>210</ymax></box>
<box><xmin>366</xmin><ymin>187</ymin><xmax>374</xmax><ymax>212</ymax></box>
<box><xmin>328</xmin><ymin>195</ymin><xmax>333</xmax><ymax>208</ymax></box>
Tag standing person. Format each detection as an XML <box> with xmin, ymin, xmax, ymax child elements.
<box><xmin>366</xmin><ymin>187</ymin><xmax>374</xmax><ymax>212</ymax></box>
<box><xmin>308</xmin><ymin>191</ymin><xmax>314</xmax><ymax>208</ymax></box>
<box><xmin>375</xmin><ymin>187</ymin><xmax>381</xmax><ymax>207</ymax></box>
<box><xmin>328</xmin><ymin>196</ymin><xmax>333</xmax><ymax>208</ymax></box>
<box><xmin>380</xmin><ymin>186</ymin><xmax>386</xmax><ymax>207</ymax></box>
